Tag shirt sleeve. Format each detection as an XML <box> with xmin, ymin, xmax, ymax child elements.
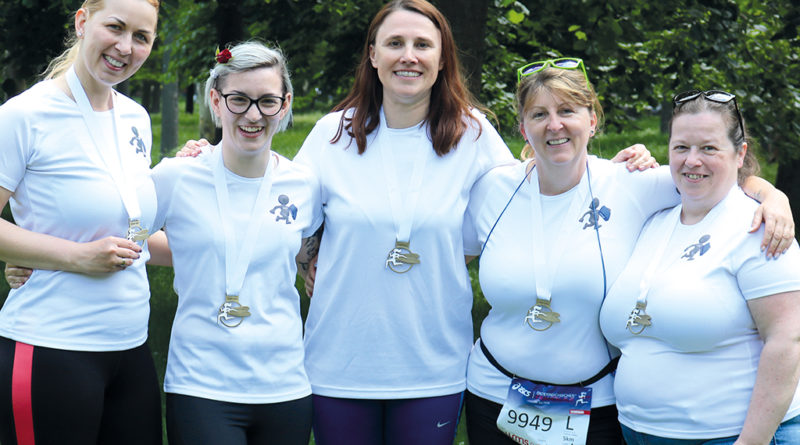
<box><xmin>737</xmin><ymin>233</ymin><xmax>800</xmax><ymax>300</ymax></box>
<box><xmin>150</xmin><ymin>157</ymin><xmax>184</xmax><ymax>231</ymax></box>
<box><xmin>0</xmin><ymin>96</ymin><xmax>32</xmax><ymax>193</ymax></box>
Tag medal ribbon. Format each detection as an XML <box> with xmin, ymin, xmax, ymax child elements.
<box><xmin>212</xmin><ymin>147</ymin><xmax>274</xmax><ymax>300</ymax></box>
<box><xmin>378</xmin><ymin>109</ymin><xmax>429</xmax><ymax>249</ymax></box>
<box><xmin>631</xmin><ymin>196</ymin><xmax>728</xmax><ymax>332</ymax></box>
<box><xmin>529</xmin><ymin>163</ymin><xmax>591</xmax><ymax>306</ymax></box>
<box><xmin>65</xmin><ymin>67</ymin><xmax>144</xmax><ymax>237</ymax></box>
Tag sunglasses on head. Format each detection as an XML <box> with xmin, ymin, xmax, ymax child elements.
<box><xmin>673</xmin><ymin>89</ymin><xmax>745</xmax><ymax>140</ymax></box>
<box><xmin>516</xmin><ymin>57</ymin><xmax>589</xmax><ymax>86</ymax></box>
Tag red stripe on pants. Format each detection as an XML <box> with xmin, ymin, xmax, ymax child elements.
<box><xmin>12</xmin><ymin>342</ymin><xmax>35</xmax><ymax>445</ymax></box>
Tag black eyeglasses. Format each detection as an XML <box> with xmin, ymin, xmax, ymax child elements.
<box><xmin>220</xmin><ymin>92</ymin><xmax>285</xmax><ymax>117</ymax></box>
<box><xmin>673</xmin><ymin>90</ymin><xmax>745</xmax><ymax>140</ymax></box>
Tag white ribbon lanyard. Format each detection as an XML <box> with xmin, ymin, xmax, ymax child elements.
<box><xmin>627</xmin><ymin>201</ymin><xmax>725</xmax><ymax>334</ymax></box>
<box><xmin>212</xmin><ymin>147</ymin><xmax>274</xmax><ymax>299</ymax></box>
<box><xmin>65</xmin><ymin>67</ymin><xmax>144</xmax><ymax>237</ymax></box>
<box><xmin>528</xmin><ymin>165</ymin><xmax>590</xmax><ymax>313</ymax></box>
<box><xmin>378</xmin><ymin>121</ymin><xmax>429</xmax><ymax>246</ymax></box>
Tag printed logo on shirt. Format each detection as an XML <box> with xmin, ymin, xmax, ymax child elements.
<box><xmin>681</xmin><ymin>234</ymin><xmax>710</xmax><ymax>261</ymax></box>
<box><xmin>270</xmin><ymin>194</ymin><xmax>298</xmax><ymax>224</ymax></box>
<box><xmin>579</xmin><ymin>197</ymin><xmax>611</xmax><ymax>230</ymax></box>
<box><xmin>129</xmin><ymin>126</ymin><xmax>147</xmax><ymax>157</ymax></box>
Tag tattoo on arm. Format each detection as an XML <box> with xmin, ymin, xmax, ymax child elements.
<box><xmin>297</xmin><ymin>223</ymin><xmax>323</xmax><ymax>274</ymax></box>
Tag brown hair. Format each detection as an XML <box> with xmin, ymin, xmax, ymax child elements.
<box><xmin>330</xmin><ymin>0</ymin><xmax>486</xmax><ymax>156</ymax></box>
<box><xmin>515</xmin><ymin>67</ymin><xmax>603</xmax><ymax>160</ymax></box>
<box><xmin>43</xmin><ymin>0</ymin><xmax>160</xmax><ymax>80</ymax></box>
<box><xmin>669</xmin><ymin>96</ymin><xmax>759</xmax><ymax>185</ymax></box>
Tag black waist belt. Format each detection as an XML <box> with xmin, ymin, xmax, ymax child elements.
<box><xmin>478</xmin><ymin>338</ymin><xmax>619</xmax><ymax>388</ymax></box>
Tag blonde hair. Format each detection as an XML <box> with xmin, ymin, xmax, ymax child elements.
<box><xmin>515</xmin><ymin>67</ymin><xmax>603</xmax><ymax>160</ymax></box>
<box><xmin>43</xmin><ymin>0</ymin><xmax>160</xmax><ymax>79</ymax></box>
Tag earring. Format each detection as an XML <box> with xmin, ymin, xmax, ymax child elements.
<box><xmin>590</xmin><ymin>129</ymin><xmax>595</xmax><ymax>136</ymax></box>
<box><xmin>77</xmin><ymin>30</ymin><xmax>83</xmax><ymax>38</ymax></box>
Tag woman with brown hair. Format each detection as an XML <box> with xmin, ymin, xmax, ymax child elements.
<box><xmin>292</xmin><ymin>1</ymin><xmax>515</xmax><ymax>443</ymax></box>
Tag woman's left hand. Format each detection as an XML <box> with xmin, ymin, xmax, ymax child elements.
<box><xmin>750</xmin><ymin>190</ymin><xmax>795</xmax><ymax>259</ymax></box>
<box><xmin>610</xmin><ymin>144</ymin><xmax>659</xmax><ymax>171</ymax></box>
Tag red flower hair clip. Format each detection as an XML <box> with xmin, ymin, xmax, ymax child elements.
<box><xmin>215</xmin><ymin>48</ymin><xmax>232</xmax><ymax>64</ymax></box>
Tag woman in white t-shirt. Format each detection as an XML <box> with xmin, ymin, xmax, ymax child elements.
<box><xmin>600</xmin><ymin>91</ymin><xmax>800</xmax><ymax>444</ymax></box>
<box><xmin>291</xmin><ymin>1</ymin><xmax>517</xmax><ymax>443</ymax></box>
<box><xmin>0</xmin><ymin>0</ymin><xmax>163</xmax><ymax>443</ymax></box>
<box><xmin>463</xmin><ymin>61</ymin><xmax>795</xmax><ymax>445</ymax></box>
<box><xmin>150</xmin><ymin>41</ymin><xmax>323</xmax><ymax>445</ymax></box>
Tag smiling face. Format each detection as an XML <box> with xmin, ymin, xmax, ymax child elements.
<box><xmin>669</xmin><ymin>111</ymin><xmax>746</xmax><ymax>221</ymax></box>
<box><xmin>520</xmin><ymin>89</ymin><xmax>596</xmax><ymax>172</ymax></box>
<box><xmin>369</xmin><ymin>9</ymin><xmax>443</xmax><ymax>110</ymax></box>
<box><xmin>74</xmin><ymin>0</ymin><xmax>157</xmax><ymax>89</ymax></box>
<box><xmin>211</xmin><ymin>66</ymin><xmax>291</xmax><ymax>160</ymax></box>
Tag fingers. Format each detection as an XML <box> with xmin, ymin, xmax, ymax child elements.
<box><xmin>5</xmin><ymin>264</ymin><xmax>33</xmax><ymax>289</ymax></box>
<box><xmin>176</xmin><ymin>139</ymin><xmax>210</xmax><ymax>158</ymax></box>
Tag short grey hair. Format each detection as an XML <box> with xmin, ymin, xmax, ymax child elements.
<box><xmin>205</xmin><ymin>40</ymin><xmax>293</xmax><ymax>131</ymax></box>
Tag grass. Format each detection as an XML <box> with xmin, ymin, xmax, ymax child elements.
<box><xmin>0</xmin><ymin>106</ymin><xmax>779</xmax><ymax>444</ymax></box>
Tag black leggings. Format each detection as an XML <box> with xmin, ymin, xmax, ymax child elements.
<box><xmin>166</xmin><ymin>393</ymin><xmax>313</xmax><ymax>445</ymax></box>
<box><xmin>0</xmin><ymin>336</ymin><xmax>162</xmax><ymax>445</ymax></box>
<box><xmin>465</xmin><ymin>390</ymin><xmax>624</xmax><ymax>445</ymax></box>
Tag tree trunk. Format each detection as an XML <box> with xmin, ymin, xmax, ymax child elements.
<box><xmin>198</xmin><ymin>82</ymin><xmax>218</xmax><ymax>144</ymax></box>
<box><xmin>435</xmin><ymin>0</ymin><xmax>490</xmax><ymax>98</ymax></box>
<box><xmin>775</xmin><ymin>159</ymin><xmax>800</xmax><ymax>240</ymax></box>
<box><xmin>217</xmin><ymin>0</ymin><xmax>244</xmax><ymax>47</ymax></box>
<box><xmin>161</xmin><ymin>45</ymin><xmax>179</xmax><ymax>155</ymax></box>
<box><xmin>185</xmin><ymin>84</ymin><xmax>195</xmax><ymax>114</ymax></box>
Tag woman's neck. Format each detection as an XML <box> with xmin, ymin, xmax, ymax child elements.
<box><xmin>72</xmin><ymin>63</ymin><xmax>113</xmax><ymax>111</ymax></box>
<box><xmin>221</xmin><ymin>143</ymin><xmax>271</xmax><ymax>178</ymax></box>
<box><xmin>534</xmin><ymin>158</ymin><xmax>587</xmax><ymax>196</ymax></box>
<box><xmin>382</xmin><ymin>97</ymin><xmax>429</xmax><ymax>129</ymax></box>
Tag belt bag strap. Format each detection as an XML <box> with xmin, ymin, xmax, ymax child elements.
<box><xmin>478</xmin><ymin>338</ymin><xmax>619</xmax><ymax>388</ymax></box>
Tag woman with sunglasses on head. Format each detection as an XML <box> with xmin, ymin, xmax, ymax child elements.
<box><xmin>463</xmin><ymin>61</ymin><xmax>795</xmax><ymax>445</ymax></box>
<box><xmin>0</xmin><ymin>0</ymin><xmax>163</xmax><ymax>444</ymax></box>
<box><xmin>149</xmin><ymin>41</ymin><xmax>322</xmax><ymax>445</ymax></box>
<box><xmin>599</xmin><ymin>92</ymin><xmax>800</xmax><ymax>445</ymax></box>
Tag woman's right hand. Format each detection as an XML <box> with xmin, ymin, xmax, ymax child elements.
<box><xmin>4</xmin><ymin>264</ymin><xmax>32</xmax><ymax>289</ymax></box>
<box><xmin>176</xmin><ymin>138</ymin><xmax>211</xmax><ymax>158</ymax></box>
<box><xmin>73</xmin><ymin>236</ymin><xmax>142</xmax><ymax>274</ymax></box>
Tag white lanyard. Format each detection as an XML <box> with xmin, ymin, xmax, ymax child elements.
<box><xmin>627</xmin><ymin>200</ymin><xmax>725</xmax><ymax>334</ymax></box>
<box><xmin>378</xmin><ymin>112</ymin><xmax>429</xmax><ymax>245</ymax></box>
<box><xmin>529</xmin><ymin>165</ymin><xmax>591</xmax><ymax>304</ymax></box>
<box><xmin>65</xmin><ymin>67</ymin><xmax>143</xmax><ymax>228</ymax></box>
<box><xmin>212</xmin><ymin>147</ymin><xmax>274</xmax><ymax>298</ymax></box>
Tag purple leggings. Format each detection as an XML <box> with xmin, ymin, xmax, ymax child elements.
<box><xmin>312</xmin><ymin>392</ymin><xmax>464</xmax><ymax>445</ymax></box>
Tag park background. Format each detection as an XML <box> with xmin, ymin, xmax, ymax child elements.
<box><xmin>1</xmin><ymin>0</ymin><xmax>798</xmax><ymax>443</ymax></box>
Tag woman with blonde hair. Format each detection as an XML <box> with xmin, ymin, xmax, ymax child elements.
<box><xmin>0</xmin><ymin>0</ymin><xmax>162</xmax><ymax>443</ymax></box>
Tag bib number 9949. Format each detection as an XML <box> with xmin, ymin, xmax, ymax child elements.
<box><xmin>506</xmin><ymin>409</ymin><xmax>553</xmax><ymax>431</ymax></box>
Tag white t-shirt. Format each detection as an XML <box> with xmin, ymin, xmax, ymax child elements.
<box><xmin>0</xmin><ymin>80</ymin><xmax>156</xmax><ymax>351</ymax></box>
<box><xmin>294</xmin><ymin>108</ymin><xmax>515</xmax><ymax>398</ymax></box>
<box><xmin>600</xmin><ymin>185</ymin><xmax>800</xmax><ymax>439</ymax></box>
<box><xmin>152</xmin><ymin>150</ymin><xmax>323</xmax><ymax>404</ymax></box>
<box><xmin>466</xmin><ymin>157</ymin><xmax>677</xmax><ymax>407</ymax></box>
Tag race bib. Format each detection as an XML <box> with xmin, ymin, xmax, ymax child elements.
<box><xmin>497</xmin><ymin>378</ymin><xmax>592</xmax><ymax>445</ymax></box>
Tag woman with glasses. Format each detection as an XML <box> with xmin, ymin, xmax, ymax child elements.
<box><xmin>463</xmin><ymin>61</ymin><xmax>795</xmax><ymax>445</ymax></box>
<box><xmin>0</xmin><ymin>1</ymin><xmax>163</xmax><ymax>443</ymax></box>
<box><xmin>150</xmin><ymin>41</ymin><xmax>322</xmax><ymax>444</ymax></box>
<box><xmin>599</xmin><ymin>92</ymin><xmax>800</xmax><ymax>444</ymax></box>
